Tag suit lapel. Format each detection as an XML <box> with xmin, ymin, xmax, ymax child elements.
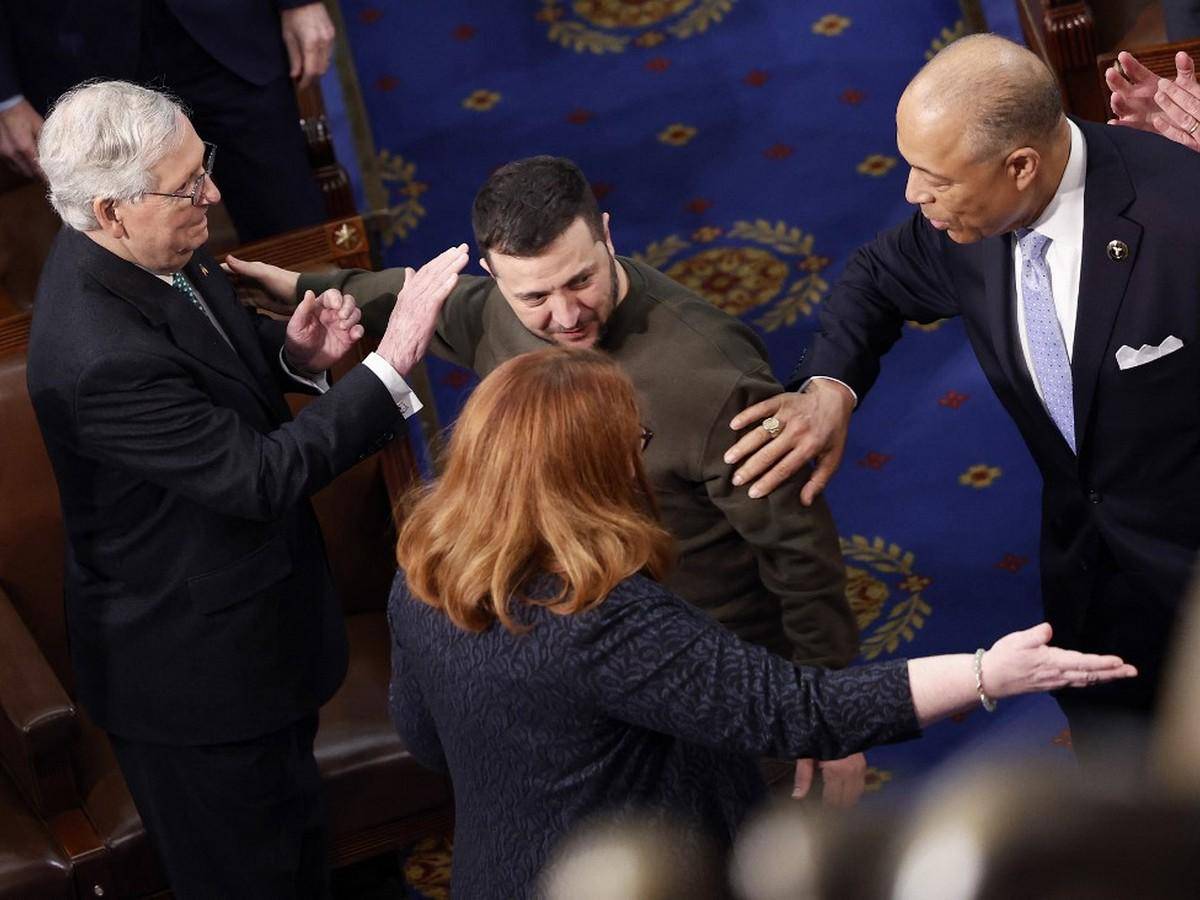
<box><xmin>183</xmin><ymin>250</ymin><xmax>285</xmax><ymax>417</ymax></box>
<box><xmin>1072</xmin><ymin>122</ymin><xmax>1141</xmax><ymax>456</ymax></box>
<box><xmin>75</xmin><ymin>232</ymin><xmax>276</xmax><ymax>412</ymax></box>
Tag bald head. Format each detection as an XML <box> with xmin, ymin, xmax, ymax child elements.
<box><xmin>904</xmin><ymin>34</ymin><xmax>1064</xmax><ymax>160</ymax></box>
<box><xmin>895</xmin><ymin>35</ymin><xmax>1071</xmax><ymax>243</ymax></box>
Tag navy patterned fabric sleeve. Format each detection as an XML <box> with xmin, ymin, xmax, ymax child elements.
<box><xmin>568</xmin><ymin>575</ymin><xmax>919</xmax><ymax>760</ymax></box>
<box><xmin>387</xmin><ymin>590</ymin><xmax>447</xmax><ymax>772</ymax></box>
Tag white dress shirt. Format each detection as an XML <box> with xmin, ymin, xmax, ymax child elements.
<box><xmin>1014</xmin><ymin>118</ymin><xmax>1087</xmax><ymax>403</ymax></box>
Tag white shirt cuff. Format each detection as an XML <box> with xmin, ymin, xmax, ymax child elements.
<box><xmin>0</xmin><ymin>95</ymin><xmax>26</xmax><ymax>113</ymax></box>
<box><xmin>799</xmin><ymin>375</ymin><xmax>858</xmax><ymax>409</ymax></box>
<box><xmin>279</xmin><ymin>347</ymin><xmax>330</xmax><ymax>393</ymax></box>
<box><xmin>362</xmin><ymin>352</ymin><xmax>423</xmax><ymax>419</ymax></box>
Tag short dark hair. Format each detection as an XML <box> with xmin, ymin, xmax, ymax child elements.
<box><xmin>471</xmin><ymin>156</ymin><xmax>605</xmax><ymax>259</ymax></box>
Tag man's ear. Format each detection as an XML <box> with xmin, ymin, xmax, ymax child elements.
<box><xmin>92</xmin><ymin>198</ymin><xmax>125</xmax><ymax>237</ymax></box>
<box><xmin>1006</xmin><ymin>147</ymin><xmax>1041</xmax><ymax>190</ymax></box>
<box><xmin>601</xmin><ymin>211</ymin><xmax>616</xmax><ymax>255</ymax></box>
<box><xmin>479</xmin><ymin>256</ymin><xmax>492</xmax><ymax>277</ymax></box>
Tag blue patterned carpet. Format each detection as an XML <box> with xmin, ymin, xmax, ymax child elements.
<box><xmin>326</xmin><ymin>0</ymin><xmax>1075</xmax><ymax>808</ymax></box>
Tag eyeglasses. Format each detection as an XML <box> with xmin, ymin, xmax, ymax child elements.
<box><xmin>639</xmin><ymin>426</ymin><xmax>654</xmax><ymax>453</ymax></box>
<box><xmin>143</xmin><ymin>142</ymin><xmax>217</xmax><ymax>207</ymax></box>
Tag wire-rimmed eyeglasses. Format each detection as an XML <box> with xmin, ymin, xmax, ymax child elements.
<box><xmin>143</xmin><ymin>141</ymin><xmax>216</xmax><ymax>207</ymax></box>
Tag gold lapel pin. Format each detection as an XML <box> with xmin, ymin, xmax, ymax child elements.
<box><xmin>1107</xmin><ymin>239</ymin><xmax>1129</xmax><ymax>262</ymax></box>
<box><xmin>199</xmin><ymin>264</ymin><xmax>209</xmax><ymax>276</ymax></box>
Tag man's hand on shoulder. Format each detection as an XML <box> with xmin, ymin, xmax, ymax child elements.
<box><xmin>284</xmin><ymin>288</ymin><xmax>363</xmax><ymax>374</ymax></box>
<box><xmin>375</xmin><ymin>244</ymin><xmax>469</xmax><ymax>376</ymax></box>
<box><xmin>724</xmin><ymin>379</ymin><xmax>854</xmax><ymax>503</ymax></box>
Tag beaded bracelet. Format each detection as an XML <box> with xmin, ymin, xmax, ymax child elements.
<box><xmin>973</xmin><ymin>648</ymin><xmax>997</xmax><ymax>712</ymax></box>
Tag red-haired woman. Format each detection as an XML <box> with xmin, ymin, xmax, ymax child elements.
<box><xmin>388</xmin><ymin>347</ymin><xmax>1134</xmax><ymax>899</ymax></box>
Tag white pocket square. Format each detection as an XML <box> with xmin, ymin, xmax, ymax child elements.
<box><xmin>1115</xmin><ymin>335</ymin><xmax>1184</xmax><ymax>371</ymax></box>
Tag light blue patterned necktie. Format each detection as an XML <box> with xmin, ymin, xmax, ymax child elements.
<box><xmin>1017</xmin><ymin>228</ymin><xmax>1075</xmax><ymax>453</ymax></box>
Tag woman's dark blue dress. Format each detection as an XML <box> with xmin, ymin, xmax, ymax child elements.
<box><xmin>388</xmin><ymin>573</ymin><xmax>919</xmax><ymax>899</ymax></box>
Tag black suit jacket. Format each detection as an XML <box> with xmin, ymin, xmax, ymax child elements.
<box><xmin>797</xmin><ymin>119</ymin><xmax>1200</xmax><ymax>657</ymax></box>
<box><xmin>26</xmin><ymin>227</ymin><xmax>400</xmax><ymax>744</ymax></box>
<box><xmin>0</xmin><ymin>0</ymin><xmax>308</xmax><ymax>109</ymax></box>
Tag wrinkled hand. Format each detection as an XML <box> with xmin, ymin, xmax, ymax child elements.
<box><xmin>376</xmin><ymin>244</ymin><xmax>469</xmax><ymax>376</ymax></box>
<box><xmin>280</xmin><ymin>2</ymin><xmax>336</xmax><ymax>91</ymax></box>
<box><xmin>1151</xmin><ymin>55</ymin><xmax>1200</xmax><ymax>152</ymax></box>
<box><xmin>283</xmin><ymin>288</ymin><xmax>363</xmax><ymax>373</ymax></box>
<box><xmin>792</xmin><ymin>753</ymin><xmax>867</xmax><ymax>808</ymax></box>
<box><xmin>725</xmin><ymin>379</ymin><xmax>854</xmax><ymax>503</ymax></box>
<box><xmin>0</xmin><ymin>99</ymin><xmax>44</xmax><ymax>179</ymax></box>
<box><xmin>981</xmin><ymin>623</ymin><xmax>1137</xmax><ymax>698</ymax></box>
<box><xmin>222</xmin><ymin>254</ymin><xmax>302</xmax><ymax>315</ymax></box>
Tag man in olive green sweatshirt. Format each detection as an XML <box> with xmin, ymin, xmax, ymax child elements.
<box><xmin>228</xmin><ymin>156</ymin><xmax>866</xmax><ymax>805</ymax></box>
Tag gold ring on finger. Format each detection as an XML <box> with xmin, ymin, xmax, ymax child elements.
<box><xmin>761</xmin><ymin>416</ymin><xmax>783</xmax><ymax>439</ymax></box>
<box><xmin>1188</xmin><ymin>118</ymin><xmax>1200</xmax><ymax>136</ymax></box>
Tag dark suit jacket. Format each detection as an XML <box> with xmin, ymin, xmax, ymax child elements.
<box><xmin>797</xmin><ymin>119</ymin><xmax>1200</xmax><ymax>664</ymax></box>
<box><xmin>26</xmin><ymin>227</ymin><xmax>401</xmax><ymax>744</ymax></box>
<box><xmin>0</xmin><ymin>0</ymin><xmax>308</xmax><ymax>109</ymax></box>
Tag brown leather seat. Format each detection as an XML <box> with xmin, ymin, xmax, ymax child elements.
<box><xmin>0</xmin><ymin>766</ymin><xmax>72</xmax><ymax>900</ymax></box>
<box><xmin>0</xmin><ymin>216</ymin><xmax>450</xmax><ymax>895</ymax></box>
<box><xmin>316</xmin><ymin>613</ymin><xmax>451</xmax><ymax>848</ymax></box>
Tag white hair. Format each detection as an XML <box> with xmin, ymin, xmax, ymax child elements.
<box><xmin>38</xmin><ymin>81</ymin><xmax>187</xmax><ymax>231</ymax></box>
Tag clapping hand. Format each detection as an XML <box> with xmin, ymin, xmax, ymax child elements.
<box><xmin>1149</xmin><ymin>53</ymin><xmax>1200</xmax><ymax>152</ymax></box>
<box><xmin>283</xmin><ymin>288</ymin><xmax>363</xmax><ymax>374</ymax></box>
<box><xmin>1107</xmin><ymin>50</ymin><xmax>1200</xmax><ymax>151</ymax></box>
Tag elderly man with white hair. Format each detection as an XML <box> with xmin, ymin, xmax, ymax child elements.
<box><xmin>25</xmin><ymin>80</ymin><xmax>467</xmax><ymax>898</ymax></box>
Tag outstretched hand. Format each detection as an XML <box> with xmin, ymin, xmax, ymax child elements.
<box><xmin>222</xmin><ymin>254</ymin><xmax>302</xmax><ymax>316</ymax></box>
<box><xmin>982</xmin><ymin>623</ymin><xmax>1137</xmax><ymax>698</ymax></box>
<box><xmin>283</xmin><ymin>288</ymin><xmax>363</xmax><ymax>374</ymax></box>
<box><xmin>725</xmin><ymin>380</ymin><xmax>854</xmax><ymax>503</ymax></box>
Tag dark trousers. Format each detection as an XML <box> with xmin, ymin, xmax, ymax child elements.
<box><xmin>1054</xmin><ymin>541</ymin><xmax>1176</xmax><ymax>771</ymax></box>
<box><xmin>136</xmin><ymin>0</ymin><xmax>326</xmax><ymax>242</ymax></box>
<box><xmin>109</xmin><ymin>714</ymin><xmax>330</xmax><ymax>900</ymax></box>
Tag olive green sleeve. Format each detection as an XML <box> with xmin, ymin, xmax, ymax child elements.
<box><xmin>296</xmin><ymin>268</ymin><xmax>490</xmax><ymax>370</ymax></box>
<box><xmin>700</xmin><ymin>366</ymin><xmax>858</xmax><ymax>669</ymax></box>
